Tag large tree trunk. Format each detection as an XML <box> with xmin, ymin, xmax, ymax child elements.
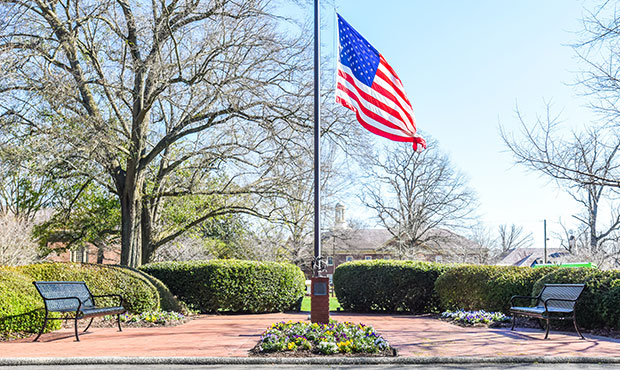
<box><xmin>120</xmin><ymin>190</ymin><xmax>142</xmax><ymax>267</ymax></box>
<box><xmin>141</xmin><ymin>200</ymin><xmax>154</xmax><ymax>265</ymax></box>
<box><xmin>115</xmin><ymin>157</ymin><xmax>145</xmax><ymax>267</ymax></box>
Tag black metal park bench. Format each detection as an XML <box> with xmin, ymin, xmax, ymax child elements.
<box><xmin>32</xmin><ymin>281</ymin><xmax>126</xmax><ymax>342</ymax></box>
<box><xmin>509</xmin><ymin>283</ymin><xmax>585</xmax><ymax>340</ymax></box>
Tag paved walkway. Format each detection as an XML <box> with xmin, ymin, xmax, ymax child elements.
<box><xmin>1</xmin><ymin>313</ymin><xmax>619</xmax><ymax>358</ymax></box>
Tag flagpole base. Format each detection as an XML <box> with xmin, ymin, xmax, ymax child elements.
<box><xmin>310</xmin><ymin>277</ymin><xmax>330</xmax><ymax>324</ymax></box>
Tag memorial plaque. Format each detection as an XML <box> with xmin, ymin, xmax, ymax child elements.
<box><xmin>313</xmin><ymin>281</ymin><xmax>327</xmax><ymax>296</ymax></box>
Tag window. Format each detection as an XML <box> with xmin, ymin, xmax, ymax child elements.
<box><xmin>345</xmin><ymin>256</ymin><xmax>353</xmax><ymax>262</ymax></box>
<box><xmin>327</xmin><ymin>256</ymin><xmax>334</xmax><ymax>265</ymax></box>
<box><xmin>71</xmin><ymin>246</ymin><xmax>89</xmax><ymax>263</ymax></box>
<box><xmin>365</xmin><ymin>256</ymin><xmax>372</xmax><ymax>261</ymax></box>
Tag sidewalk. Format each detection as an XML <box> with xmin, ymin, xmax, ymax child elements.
<box><xmin>1</xmin><ymin>312</ymin><xmax>619</xmax><ymax>359</ymax></box>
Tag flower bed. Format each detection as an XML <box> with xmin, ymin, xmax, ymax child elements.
<box><xmin>441</xmin><ymin>309</ymin><xmax>510</xmax><ymax>327</ymax></box>
<box><xmin>101</xmin><ymin>310</ymin><xmax>187</xmax><ymax>327</ymax></box>
<box><xmin>251</xmin><ymin>320</ymin><xmax>395</xmax><ymax>356</ymax></box>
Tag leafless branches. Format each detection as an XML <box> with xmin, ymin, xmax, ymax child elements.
<box><xmin>359</xmin><ymin>138</ymin><xmax>478</xmax><ymax>258</ymax></box>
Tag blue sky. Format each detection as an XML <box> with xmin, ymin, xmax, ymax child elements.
<box><xmin>321</xmin><ymin>0</ymin><xmax>600</xmax><ymax>247</ymax></box>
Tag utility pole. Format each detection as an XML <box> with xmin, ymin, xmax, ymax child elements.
<box><xmin>543</xmin><ymin>219</ymin><xmax>548</xmax><ymax>264</ymax></box>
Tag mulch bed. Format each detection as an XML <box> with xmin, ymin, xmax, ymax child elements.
<box><xmin>60</xmin><ymin>316</ymin><xmax>191</xmax><ymax>329</ymax></box>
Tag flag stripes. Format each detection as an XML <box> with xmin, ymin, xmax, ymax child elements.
<box><xmin>336</xmin><ymin>14</ymin><xmax>426</xmax><ymax>150</ymax></box>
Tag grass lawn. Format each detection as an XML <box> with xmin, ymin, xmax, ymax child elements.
<box><xmin>299</xmin><ymin>296</ymin><xmax>342</xmax><ymax>312</ymax></box>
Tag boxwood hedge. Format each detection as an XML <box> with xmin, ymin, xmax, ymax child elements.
<box><xmin>0</xmin><ymin>268</ymin><xmax>61</xmax><ymax>334</ymax></box>
<box><xmin>140</xmin><ymin>259</ymin><xmax>305</xmax><ymax>313</ymax></box>
<box><xmin>434</xmin><ymin>264</ymin><xmax>557</xmax><ymax>313</ymax></box>
<box><xmin>0</xmin><ymin>262</ymin><xmax>168</xmax><ymax>336</ymax></box>
<box><xmin>333</xmin><ymin>260</ymin><xmax>449</xmax><ymax>313</ymax></box>
<box><xmin>532</xmin><ymin>268</ymin><xmax>620</xmax><ymax>329</ymax></box>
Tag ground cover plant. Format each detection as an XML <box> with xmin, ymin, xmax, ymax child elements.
<box><xmin>251</xmin><ymin>320</ymin><xmax>394</xmax><ymax>356</ymax></box>
<box><xmin>102</xmin><ymin>311</ymin><xmax>187</xmax><ymax>327</ymax></box>
<box><xmin>441</xmin><ymin>309</ymin><xmax>510</xmax><ymax>327</ymax></box>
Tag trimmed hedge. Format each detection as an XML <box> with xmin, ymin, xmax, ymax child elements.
<box><xmin>120</xmin><ymin>265</ymin><xmax>187</xmax><ymax>313</ymax></box>
<box><xmin>333</xmin><ymin>260</ymin><xmax>449</xmax><ymax>313</ymax></box>
<box><xmin>0</xmin><ymin>268</ymin><xmax>61</xmax><ymax>334</ymax></box>
<box><xmin>0</xmin><ymin>262</ymin><xmax>166</xmax><ymax>335</ymax></box>
<box><xmin>532</xmin><ymin>268</ymin><xmax>620</xmax><ymax>329</ymax></box>
<box><xmin>140</xmin><ymin>259</ymin><xmax>305</xmax><ymax>313</ymax></box>
<box><xmin>16</xmin><ymin>263</ymin><xmax>161</xmax><ymax>313</ymax></box>
<box><xmin>434</xmin><ymin>265</ymin><xmax>557</xmax><ymax>313</ymax></box>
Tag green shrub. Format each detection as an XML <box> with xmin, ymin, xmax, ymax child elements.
<box><xmin>140</xmin><ymin>259</ymin><xmax>305</xmax><ymax>313</ymax></box>
<box><xmin>0</xmin><ymin>268</ymin><xmax>61</xmax><ymax>334</ymax></box>
<box><xmin>16</xmin><ymin>262</ymin><xmax>161</xmax><ymax>314</ymax></box>
<box><xmin>435</xmin><ymin>265</ymin><xmax>557</xmax><ymax>313</ymax></box>
<box><xmin>119</xmin><ymin>265</ymin><xmax>187</xmax><ymax>313</ymax></box>
<box><xmin>333</xmin><ymin>260</ymin><xmax>449</xmax><ymax>313</ymax></box>
<box><xmin>532</xmin><ymin>268</ymin><xmax>620</xmax><ymax>329</ymax></box>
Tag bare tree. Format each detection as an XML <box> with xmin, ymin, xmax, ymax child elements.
<box><xmin>359</xmin><ymin>138</ymin><xmax>478</xmax><ymax>258</ymax></box>
<box><xmin>502</xmin><ymin>105</ymin><xmax>620</xmax><ymax>267</ymax></box>
<box><xmin>0</xmin><ymin>212</ymin><xmax>42</xmax><ymax>266</ymax></box>
<box><xmin>0</xmin><ymin>0</ymin><xmax>322</xmax><ymax>266</ymax></box>
<box><xmin>498</xmin><ymin>224</ymin><xmax>534</xmax><ymax>252</ymax></box>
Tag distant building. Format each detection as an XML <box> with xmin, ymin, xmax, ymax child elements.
<box><xmin>322</xmin><ymin>204</ymin><xmax>485</xmax><ymax>282</ymax></box>
<box><xmin>45</xmin><ymin>242</ymin><xmax>120</xmax><ymax>264</ymax></box>
<box><xmin>495</xmin><ymin>247</ymin><xmax>571</xmax><ymax>267</ymax></box>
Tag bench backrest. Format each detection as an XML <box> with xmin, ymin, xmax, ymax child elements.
<box><xmin>537</xmin><ymin>283</ymin><xmax>585</xmax><ymax>310</ymax></box>
<box><xmin>33</xmin><ymin>281</ymin><xmax>94</xmax><ymax>311</ymax></box>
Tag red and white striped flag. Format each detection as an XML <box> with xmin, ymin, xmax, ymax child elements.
<box><xmin>336</xmin><ymin>13</ymin><xmax>426</xmax><ymax>151</ymax></box>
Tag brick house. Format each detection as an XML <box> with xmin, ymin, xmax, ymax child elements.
<box><xmin>322</xmin><ymin>203</ymin><xmax>485</xmax><ymax>282</ymax></box>
<box><xmin>45</xmin><ymin>242</ymin><xmax>121</xmax><ymax>264</ymax></box>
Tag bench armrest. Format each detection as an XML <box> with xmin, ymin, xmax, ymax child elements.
<box><xmin>539</xmin><ymin>297</ymin><xmax>579</xmax><ymax>313</ymax></box>
<box><xmin>510</xmin><ymin>295</ymin><xmax>538</xmax><ymax>306</ymax></box>
<box><xmin>92</xmin><ymin>294</ymin><xmax>124</xmax><ymax>307</ymax></box>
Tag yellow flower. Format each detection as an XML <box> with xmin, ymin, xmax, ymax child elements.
<box><xmin>287</xmin><ymin>342</ymin><xmax>297</xmax><ymax>351</ymax></box>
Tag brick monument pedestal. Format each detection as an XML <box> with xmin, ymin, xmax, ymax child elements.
<box><xmin>310</xmin><ymin>276</ymin><xmax>330</xmax><ymax>324</ymax></box>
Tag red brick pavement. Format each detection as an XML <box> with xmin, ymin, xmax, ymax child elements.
<box><xmin>0</xmin><ymin>313</ymin><xmax>618</xmax><ymax>358</ymax></box>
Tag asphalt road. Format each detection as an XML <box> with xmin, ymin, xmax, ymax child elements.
<box><xmin>1</xmin><ymin>365</ymin><xmax>619</xmax><ymax>370</ymax></box>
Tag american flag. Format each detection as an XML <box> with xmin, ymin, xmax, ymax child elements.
<box><xmin>335</xmin><ymin>13</ymin><xmax>426</xmax><ymax>151</ymax></box>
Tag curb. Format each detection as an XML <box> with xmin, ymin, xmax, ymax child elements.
<box><xmin>1</xmin><ymin>356</ymin><xmax>620</xmax><ymax>366</ymax></box>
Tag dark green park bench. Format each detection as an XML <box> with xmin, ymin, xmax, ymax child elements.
<box><xmin>32</xmin><ymin>281</ymin><xmax>125</xmax><ymax>342</ymax></box>
<box><xmin>509</xmin><ymin>283</ymin><xmax>585</xmax><ymax>340</ymax></box>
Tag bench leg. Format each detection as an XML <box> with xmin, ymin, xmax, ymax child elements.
<box><xmin>74</xmin><ymin>316</ymin><xmax>80</xmax><ymax>342</ymax></box>
<box><xmin>117</xmin><ymin>314</ymin><xmax>122</xmax><ymax>332</ymax></box>
<box><xmin>33</xmin><ymin>316</ymin><xmax>48</xmax><ymax>342</ymax></box>
<box><xmin>544</xmin><ymin>318</ymin><xmax>550</xmax><ymax>339</ymax></box>
<box><xmin>83</xmin><ymin>317</ymin><xmax>94</xmax><ymax>333</ymax></box>
<box><xmin>573</xmin><ymin>314</ymin><xmax>585</xmax><ymax>340</ymax></box>
<box><xmin>510</xmin><ymin>315</ymin><xmax>516</xmax><ymax>330</ymax></box>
